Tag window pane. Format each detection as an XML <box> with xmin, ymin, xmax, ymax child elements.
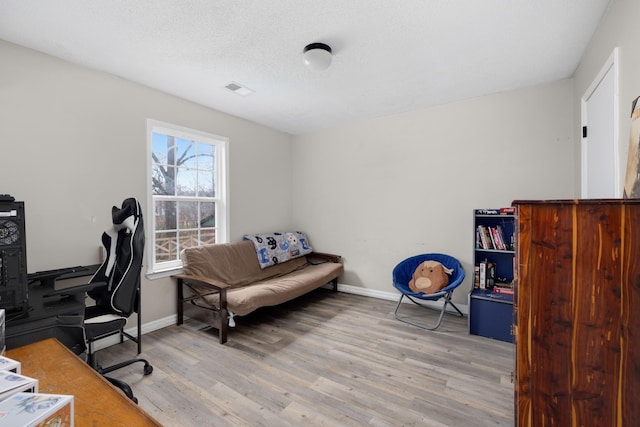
<box><xmin>179</xmin><ymin>230</ymin><xmax>199</xmax><ymax>250</ymax></box>
<box><xmin>198</xmin><ymin>143</ymin><xmax>215</xmax><ymax>170</ymax></box>
<box><xmin>152</xmin><ymin>133</ymin><xmax>174</xmax><ymax>165</ymax></box>
<box><xmin>176</xmin><ymin>138</ymin><xmax>196</xmax><ymax>168</ymax></box>
<box><xmin>200</xmin><ymin>228</ymin><xmax>216</xmax><ymax>245</ymax></box>
<box><xmin>152</xmin><ymin>165</ymin><xmax>176</xmax><ymax>196</ymax></box>
<box><xmin>200</xmin><ymin>202</ymin><xmax>215</xmax><ymax>227</ymax></box>
<box><xmin>176</xmin><ymin>167</ymin><xmax>196</xmax><ymax>196</ymax></box>
<box><xmin>155</xmin><ymin>231</ymin><xmax>177</xmax><ymax>263</ymax></box>
<box><xmin>198</xmin><ymin>170</ymin><xmax>214</xmax><ymax>197</ymax></box>
<box><xmin>178</xmin><ymin>201</ymin><xmax>199</xmax><ymax>229</ymax></box>
<box><xmin>154</xmin><ymin>200</ymin><xmax>176</xmax><ymax>231</ymax></box>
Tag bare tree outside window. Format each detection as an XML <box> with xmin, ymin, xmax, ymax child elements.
<box><xmin>151</xmin><ymin>132</ymin><xmax>218</xmax><ymax>265</ymax></box>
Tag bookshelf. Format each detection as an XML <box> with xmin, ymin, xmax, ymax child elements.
<box><xmin>469</xmin><ymin>208</ymin><xmax>515</xmax><ymax>343</ymax></box>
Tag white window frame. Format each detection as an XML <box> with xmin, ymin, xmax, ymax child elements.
<box><xmin>146</xmin><ymin>119</ymin><xmax>229</xmax><ymax>278</ymax></box>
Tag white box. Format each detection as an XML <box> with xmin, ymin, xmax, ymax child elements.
<box><xmin>0</xmin><ymin>371</ymin><xmax>37</xmax><ymax>401</ymax></box>
<box><xmin>0</xmin><ymin>357</ymin><xmax>20</xmax><ymax>374</ymax></box>
<box><xmin>0</xmin><ymin>392</ymin><xmax>73</xmax><ymax>426</ymax></box>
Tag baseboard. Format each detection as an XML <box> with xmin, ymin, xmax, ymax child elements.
<box><xmin>95</xmin><ymin>284</ymin><xmax>468</xmax><ymax>351</ymax></box>
<box><xmin>92</xmin><ymin>314</ymin><xmax>177</xmax><ymax>352</ymax></box>
<box><xmin>327</xmin><ymin>283</ymin><xmax>469</xmax><ymax>315</ymax></box>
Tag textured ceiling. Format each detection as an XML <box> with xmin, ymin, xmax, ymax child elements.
<box><xmin>0</xmin><ymin>0</ymin><xmax>611</xmax><ymax>135</ymax></box>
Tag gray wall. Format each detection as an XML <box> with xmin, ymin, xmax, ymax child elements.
<box><xmin>292</xmin><ymin>80</ymin><xmax>575</xmax><ymax>304</ymax></box>
<box><xmin>0</xmin><ymin>40</ymin><xmax>292</xmax><ymax>324</ymax></box>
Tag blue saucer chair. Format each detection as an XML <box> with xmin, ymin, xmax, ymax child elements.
<box><xmin>392</xmin><ymin>253</ymin><xmax>465</xmax><ymax>330</ymax></box>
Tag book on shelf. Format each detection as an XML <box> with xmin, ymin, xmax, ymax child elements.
<box><xmin>484</xmin><ymin>226</ymin><xmax>493</xmax><ymax>249</ymax></box>
<box><xmin>476</xmin><ymin>224</ymin><xmax>511</xmax><ymax>251</ymax></box>
<box><xmin>476</xmin><ymin>207</ymin><xmax>515</xmax><ymax>216</ymax></box>
<box><xmin>474</xmin><ymin>266</ymin><xmax>480</xmax><ymax>288</ymax></box>
<box><xmin>493</xmin><ymin>283</ymin><xmax>514</xmax><ymax>296</ymax></box>
<box><xmin>483</xmin><ymin>226</ymin><xmax>493</xmax><ymax>249</ymax></box>
<box><xmin>475</xmin><ymin>209</ymin><xmax>500</xmax><ymax>215</ymax></box>
<box><xmin>476</xmin><ymin>225</ymin><xmax>486</xmax><ymax>249</ymax></box>
<box><xmin>486</xmin><ymin>262</ymin><xmax>495</xmax><ymax>288</ymax></box>
<box><xmin>477</xmin><ymin>260</ymin><xmax>496</xmax><ymax>289</ymax></box>
<box><xmin>490</xmin><ymin>227</ymin><xmax>502</xmax><ymax>250</ymax></box>
<box><xmin>496</xmin><ymin>225</ymin><xmax>507</xmax><ymax>250</ymax></box>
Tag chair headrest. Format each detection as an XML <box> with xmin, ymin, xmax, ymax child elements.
<box><xmin>111</xmin><ymin>198</ymin><xmax>141</xmax><ymax>232</ymax></box>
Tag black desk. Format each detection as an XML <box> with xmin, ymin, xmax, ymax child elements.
<box><xmin>5</xmin><ymin>265</ymin><xmax>99</xmax><ymax>353</ymax></box>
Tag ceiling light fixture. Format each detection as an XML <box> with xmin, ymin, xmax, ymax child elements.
<box><xmin>303</xmin><ymin>43</ymin><xmax>332</xmax><ymax>72</ymax></box>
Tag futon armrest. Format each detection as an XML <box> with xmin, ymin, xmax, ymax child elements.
<box><xmin>172</xmin><ymin>274</ymin><xmax>230</xmax><ymax>291</ymax></box>
<box><xmin>173</xmin><ymin>273</ymin><xmax>229</xmax><ymax>344</ymax></box>
<box><xmin>308</xmin><ymin>252</ymin><xmax>341</xmax><ymax>263</ymax></box>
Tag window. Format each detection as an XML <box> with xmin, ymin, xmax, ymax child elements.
<box><xmin>146</xmin><ymin>119</ymin><xmax>229</xmax><ymax>275</ymax></box>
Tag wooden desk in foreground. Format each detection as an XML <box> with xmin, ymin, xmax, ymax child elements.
<box><xmin>7</xmin><ymin>338</ymin><xmax>162</xmax><ymax>427</ymax></box>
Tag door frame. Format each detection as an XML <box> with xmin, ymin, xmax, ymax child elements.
<box><xmin>581</xmin><ymin>47</ymin><xmax>620</xmax><ymax>198</ymax></box>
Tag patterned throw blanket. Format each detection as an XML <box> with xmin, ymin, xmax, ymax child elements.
<box><xmin>243</xmin><ymin>231</ymin><xmax>313</xmax><ymax>269</ymax></box>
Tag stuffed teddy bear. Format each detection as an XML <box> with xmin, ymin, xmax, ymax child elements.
<box><xmin>408</xmin><ymin>260</ymin><xmax>453</xmax><ymax>293</ymax></box>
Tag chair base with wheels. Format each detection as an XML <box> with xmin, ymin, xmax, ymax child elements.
<box><xmin>392</xmin><ymin>253</ymin><xmax>465</xmax><ymax>330</ymax></box>
<box><xmin>91</xmin><ymin>352</ymin><xmax>153</xmax><ymax>404</ymax></box>
<box><xmin>85</xmin><ymin>307</ymin><xmax>153</xmax><ymax>403</ymax></box>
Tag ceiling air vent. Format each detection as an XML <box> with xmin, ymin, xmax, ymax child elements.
<box><xmin>225</xmin><ymin>82</ymin><xmax>254</xmax><ymax>96</ymax></box>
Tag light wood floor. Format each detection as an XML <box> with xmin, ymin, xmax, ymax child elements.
<box><xmin>97</xmin><ymin>289</ymin><xmax>514</xmax><ymax>426</ymax></box>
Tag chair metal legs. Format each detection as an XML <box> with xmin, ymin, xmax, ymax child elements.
<box><xmin>98</xmin><ymin>357</ymin><xmax>153</xmax><ymax>404</ymax></box>
<box><xmin>86</xmin><ymin>332</ymin><xmax>153</xmax><ymax>404</ymax></box>
<box><xmin>99</xmin><ymin>357</ymin><xmax>154</xmax><ymax>376</ymax></box>
<box><xmin>105</xmin><ymin>376</ymin><xmax>138</xmax><ymax>404</ymax></box>
<box><xmin>393</xmin><ymin>292</ymin><xmax>463</xmax><ymax>330</ymax></box>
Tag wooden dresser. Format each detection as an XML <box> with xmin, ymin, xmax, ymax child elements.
<box><xmin>512</xmin><ymin>199</ymin><xmax>640</xmax><ymax>426</ymax></box>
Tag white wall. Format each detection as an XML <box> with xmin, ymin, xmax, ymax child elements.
<box><xmin>572</xmin><ymin>0</ymin><xmax>640</xmax><ymax>195</ymax></box>
<box><xmin>292</xmin><ymin>80</ymin><xmax>576</xmax><ymax>304</ymax></box>
<box><xmin>0</xmin><ymin>40</ymin><xmax>293</xmax><ymax>323</ymax></box>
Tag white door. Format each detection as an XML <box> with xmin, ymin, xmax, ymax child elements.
<box><xmin>581</xmin><ymin>48</ymin><xmax>619</xmax><ymax>198</ymax></box>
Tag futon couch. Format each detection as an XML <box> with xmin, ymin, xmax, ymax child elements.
<box><xmin>174</xmin><ymin>237</ymin><xmax>343</xmax><ymax>344</ymax></box>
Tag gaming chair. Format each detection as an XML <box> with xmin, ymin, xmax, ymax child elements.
<box><xmin>83</xmin><ymin>198</ymin><xmax>152</xmax><ymax>403</ymax></box>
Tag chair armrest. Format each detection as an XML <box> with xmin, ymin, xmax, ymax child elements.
<box><xmin>172</xmin><ymin>274</ymin><xmax>230</xmax><ymax>291</ymax></box>
<box><xmin>308</xmin><ymin>252</ymin><xmax>341</xmax><ymax>263</ymax></box>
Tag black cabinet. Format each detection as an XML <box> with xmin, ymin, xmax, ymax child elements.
<box><xmin>5</xmin><ymin>265</ymin><xmax>98</xmax><ymax>354</ymax></box>
<box><xmin>5</xmin><ymin>282</ymin><xmax>85</xmax><ymax>353</ymax></box>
